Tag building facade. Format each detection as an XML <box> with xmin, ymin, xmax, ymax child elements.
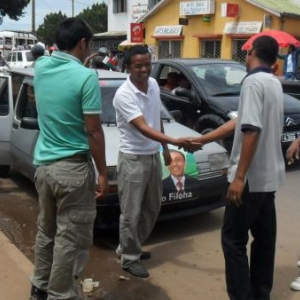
<box><xmin>139</xmin><ymin>0</ymin><xmax>300</xmax><ymax>74</ymax></box>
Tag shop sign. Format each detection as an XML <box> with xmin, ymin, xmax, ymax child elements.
<box><xmin>224</xmin><ymin>21</ymin><xmax>262</xmax><ymax>34</ymax></box>
<box><xmin>180</xmin><ymin>0</ymin><xmax>215</xmax><ymax>16</ymax></box>
<box><xmin>131</xmin><ymin>4</ymin><xmax>149</xmax><ymax>23</ymax></box>
<box><xmin>130</xmin><ymin>23</ymin><xmax>144</xmax><ymax>43</ymax></box>
<box><xmin>154</xmin><ymin>25</ymin><xmax>183</xmax><ymax>36</ymax></box>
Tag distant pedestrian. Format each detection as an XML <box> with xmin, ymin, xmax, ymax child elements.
<box><xmin>191</xmin><ymin>36</ymin><xmax>286</xmax><ymax>300</ymax></box>
<box><xmin>29</xmin><ymin>17</ymin><xmax>108</xmax><ymax>300</ymax></box>
<box><xmin>30</xmin><ymin>44</ymin><xmax>45</xmax><ymax>67</ymax></box>
<box><xmin>277</xmin><ymin>44</ymin><xmax>300</xmax><ymax>79</ymax></box>
<box><xmin>113</xmin><ymin>45</ymin><xmax>201</xmax><ymax>278</ymax></box>
<box><xmin>0</xmin><ymin>51</ymin><xmax>10</xmax><ymax>69</ymax></box>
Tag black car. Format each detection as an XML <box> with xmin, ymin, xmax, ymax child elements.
<box><xmin>151</xmin><ymin>58</ymin><xmax>300</xmax><ymax>153</ymax></box>
<box><xmin>280</xmin><ymin>78</ymin><xmax>300</xmax><ymax>100</ymax></box>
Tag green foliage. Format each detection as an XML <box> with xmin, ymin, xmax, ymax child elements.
<box><xmin>0</xmin><ymin>0</ymin><xmax>30</xmax><ymax>20</ymax></box>
<box><xmin>76</xmin><ymin>3</ymin><xmax>107</xmax><ymax>33</ymax></box>
<box><xmin>36</xmin><ymin>12</ymin><xmax>67</xmax><ymax>47</ymax></box>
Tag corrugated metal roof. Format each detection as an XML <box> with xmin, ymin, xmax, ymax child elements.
<box><xmin>246</xmin><ymin>0</ymin><xmax>300</xmax><ymax>17</ymax></box>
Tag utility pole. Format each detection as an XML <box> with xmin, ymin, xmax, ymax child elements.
<box><xmin>32</xmin><ymin>0</ymin><xmax>36</xmax><ymax>33</ymax></box>
<box><xmin>72</xmin><ymin>0</ymin><xmax>75</xmax><ymax>17</ymax></box>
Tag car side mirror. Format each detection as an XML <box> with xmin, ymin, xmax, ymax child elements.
<box><xmin>21</xmin><ymin>117</ymin><xmax>39</xmax><ymax>130</ymax></box>
<box><xmin>170</xmin><ymin>110</ymin><xmax>183</xmax><ymax>122</ymax></box>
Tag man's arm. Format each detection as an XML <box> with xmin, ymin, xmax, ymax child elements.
<box><xmin>227</xmin><ymin>131</ymin><xmax>259</xmax><ymax>205</ymax></box>
<box><xmin>286</xmin><ymin>137</ymin><xmax>300</xmax><ymax>164</ymax></box>
<box><xmin>130</xmin><ymin>116</ymin><xmax>201</xmax><ymax>150</ymax></box>
<box><xmin>192</xmin><ymin>119</ymin><xmax>236</xmax><ymax>145</ymax></box>
<box><xmin>160</xmin><ymin>119</ymin><xmax>171</xmax><ymax>166</ymax></box>
<box><xmin>84</xmin><ymin>114</ymin><xmax>108</xmax><ymax>199</ymax></box>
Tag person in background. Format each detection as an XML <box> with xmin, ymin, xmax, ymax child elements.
<box><xmin>48</xmin><ymin>46</ymin><xmax>57</xmax><ymax>55</ymax></box>
<box><xmin>191</xmin><ymin>36</ymin><xmax>285</xmax><ymax>300</ymax></box>
<box><xmin>113</xmin><ymin>45</ymin><xmax>201</xmax><ymax>278</ymax></box>
<box><xmin>162</xmin><ymin>72</ymin><xmax>180</xmax><ymax>91</ymax></box>
<box><xmin>0</xmin><ymin>51</ymin><xmax>10</xmax><ymax>69</ymax></box>
<box><xmin>171</xmin><ymin>73</ymin><xmax>191</xmax><ymax>95</ymax></box>
<box><xmin>29</xmin><ymin>17</ymin><xmax>108</xmax><ymax>300</ymax></box>
<box><xmin>31</xmin><ymin>44</ymin><xmax>45</xmax><ymax>65</ymax></box>
<box><xmin>277</xmin><ymin>44</ymin><xmax>300</xmax><ymax>79</ymax></box>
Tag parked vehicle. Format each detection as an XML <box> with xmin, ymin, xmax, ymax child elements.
<box><xmin>151</xmin><ymin>58</ymin><xmax>300</xmax><ymax>153</ymax></box>
<box><xmin>280</xmin><ymin>78</ymin><xmax>300</xmax><ymax>100</ymax></box>
<box><xmin>0</xmin><ymin>67</ymin><xmax>229</xmax><ymax>228</ymax></box>
<box><xmin>5</xmin><ymin>50</ymin><xmax>35</xmax><ymax>68</ymax></box>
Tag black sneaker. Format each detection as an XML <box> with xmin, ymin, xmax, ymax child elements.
<box><xmin>29</xmin><ymin>285</ymin><xmax>48</xmax><ymax>300</ymax></box>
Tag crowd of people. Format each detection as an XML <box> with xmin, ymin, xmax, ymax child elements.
<box><xmin>7</xmin><ymin>16</ymin><xmax>297</xmax><ymax>300</ymax></box>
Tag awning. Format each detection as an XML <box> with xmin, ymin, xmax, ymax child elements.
<box><xmin>151</xmin><ymin>35</ymin><xmax>185</xmax><ymax>40</ymax></box>
<box><xmin>193</xmin><ymin>34</ymin><xmax>222</xmax><ymax>39</ymax></box>
<box><xmin>118</xmin><ymin>40</ymin><xmax>143</xmax><ymax>51</ymax></box>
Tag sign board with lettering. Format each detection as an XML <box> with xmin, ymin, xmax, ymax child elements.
<box><xmin>180</xmin><ymin>0</ymin><xmax>215</xmax><ymax>16</ymax></box>
<box><xmin>131</xmin><ymin>4</ymin><xmax>149</xmax><ymax>23</ymax></box>
<box><xmin>224</xmin><ymin>21</ymin><xmax>262</xmax><ymax>34</ymax></box>
<box><xmin>153</xmin><ymin>25</ymin><xmax>183</xmax><ymax>37</ymax></box>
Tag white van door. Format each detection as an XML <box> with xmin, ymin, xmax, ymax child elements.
<box><xmin>10</xmin><ymin>78</ymin><xmax>38</xmax><ymax>181</ymax></box>
<box><xmin>0</xmin><ymin>74</ymin><xmax>13</xmax><ymax>176</ymax></box>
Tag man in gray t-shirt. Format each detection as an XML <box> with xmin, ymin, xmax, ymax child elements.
<box><xmin>192</xmin><ymin>36</ymin><xmax>285</xmax><ymax>300</ymax></box>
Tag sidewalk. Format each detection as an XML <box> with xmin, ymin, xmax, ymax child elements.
<box><xmin>0</xmin><ymin>230</ymin><xmax>33</xmax><ymax>300</ymax></box>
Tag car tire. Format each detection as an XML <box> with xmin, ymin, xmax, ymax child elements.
<box><xmin>0</xmin><ymin>165</ymin><xmax>10</xmax><ymax>178</ymax></box>
<box><xmin>201</xmin><ymin>127</ymin><xmax>226</xmax><ymax>148</ymax></box>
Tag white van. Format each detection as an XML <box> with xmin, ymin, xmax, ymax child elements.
<box><xmin>6</xmin><ymin>50</ymin><xmax>35</xmax><ymax>68</ymax></box>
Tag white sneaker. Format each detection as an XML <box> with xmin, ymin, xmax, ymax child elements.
<box><xmin>290</xmin><ymin>277</ymin><xmax>300</xmax><ymax>291</ymax></box>
<box><xmin>297</xmin><ymin>261</ymin><xmax>300</xmax><ymax>268</ymax></box>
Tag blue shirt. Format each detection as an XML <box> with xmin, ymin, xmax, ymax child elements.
<box><xmin>33</xmin><ymin>51</ymin><xmax>101</xmax><ymax>165</ymax></box>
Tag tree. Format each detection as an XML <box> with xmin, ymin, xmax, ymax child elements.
<box><xmin>76</xmin><ymin>3</ymin><xmax>107</xmax><ymax>33</ymax></box>
<box><xmin>0</xmin><ymin>0</ymin><xmax>30</xmax><ymax>20</ymax></box>
<box><xmin>36</xmin><ymin>12</ymin><xmax>67</xmax><ymax>46</ymax></box>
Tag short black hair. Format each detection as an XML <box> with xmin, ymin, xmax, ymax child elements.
<box><xmin>124</xmin><ymin>45</ymin><xmax>150</xmax><ymax>67</ymax></box>
<box><xmin>252</xmin><ymin>36</ymin><xmax>279</xmax><ymax>66</ymax></box>
<box><xmin>55</xmin><ymin>17</ymin><xmax>93</xmax><ymax>51</ymax></box>
<box><xmin>289</xmin><ymin>44</ymin><xmax>296</xmax><ymax>51</ymax></box>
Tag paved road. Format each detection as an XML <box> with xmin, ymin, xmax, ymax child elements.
<box><xmin>0</xmin><ymin>166</ymin><xmax>300</xmax><ymax>300</ymax></box>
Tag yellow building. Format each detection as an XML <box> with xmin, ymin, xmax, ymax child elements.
<box><xmin>139</xmin><ymin>0</ymin><xmax>300</xmax><ymax>75</ymax></box>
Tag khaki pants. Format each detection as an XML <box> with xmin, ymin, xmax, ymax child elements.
<box><xmin>31</xmin><ymin>158</ymin><xmax>96</xmax><ymax>300</ymax></box>
<box><xmin>117</xmin><ymin>152</ymin><xmax>162</xmax><ymax>268</ymax></box>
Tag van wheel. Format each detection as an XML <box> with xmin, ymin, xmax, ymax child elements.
<box><xmin>0</xmin><ymin>165</ymin><xmax>10</xmax><ymax>178</ymax></box>
<box><xmin>201</xmin><ymin>127</ymin><xmax>226</xmax><ymax>148</ymax></box>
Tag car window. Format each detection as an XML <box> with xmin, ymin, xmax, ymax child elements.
<box><xmin>26</xmin><ymin>52</ymin><xmax>34</xmax><ymax>62</ymax></box>
<box><xmin>17</xmin><ymin>52</ymin><xmax>22</xmax><ymax>62</ymax></box>
<box><xmin>99</xmin><ymin>78</ymin><xmax>173</xmax><ymax>124</ymax></box>
<box><xmin>6</xmin><ymin>53</ymin><xmax>12</xmax><ymax>62</ymax></box>
<box><xmin>189</xmin><ymin>63</ymin><xmax>246</xmax><ymax>96</ymax></box>
<box><xmin>0</xmin><ymin>77</ymin><xmax>9</xmax><ymax>116</ymax></box>
<box><xmin>16</xmin><ymin>83</ymin><xmax>37</xmax><ymax>119</ymax></box>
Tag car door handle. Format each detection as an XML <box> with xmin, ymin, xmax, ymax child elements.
<box><xmin>12</xmin><ymin>123</ymin><xmax>18</xmax><ymax>129</ymax></box>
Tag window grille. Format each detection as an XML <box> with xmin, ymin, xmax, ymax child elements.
<box><xmin>201</xmin><ymin>40</ymin><xmax>221</xmax><ymax>58</ymax></box>
<box><xmin>158</xmin><ymin>40</ymin><xmax>181</xmax><ymax>59</ymax></box>
<box><xmin>113</xmin><ymin>0</ymin><xmax>126</xmax><ymax>13</ymax></box>
<box><xmin>232</xmin><ymin>39</ymin><xmax>247</xmax><ymax>63</ymax></box>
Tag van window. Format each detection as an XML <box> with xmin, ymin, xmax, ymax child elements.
<box><xmin>16</xmin><ymin>83</ymin><xmax>37</xmax><ymax>119</ymax></box>
<box><xmin>12</xmin><ymin>73</ymin><xmax>26</xmax><ymax>105</ymax></box>
<box><xmin>0</xmin><ymin>77</ymin><xmax>9</xmax><ymax>116</ymax></box>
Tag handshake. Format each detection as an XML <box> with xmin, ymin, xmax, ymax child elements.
<box><xmin>174</xmin><ymin>136</ymin><xmax>203</xmax><ymax>153</ymax></box>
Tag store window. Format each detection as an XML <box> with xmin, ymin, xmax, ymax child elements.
<box><xmin>232</xmin><ymin>39</ymin><xmax>247</xmax><ymax>63</ymax></box>
<box><xmin>201</xmin><ymin>40</ymin><xmax>221</xmax><ymax>58</ymax></box>
<box><xmin>113</xmin><ymin>0</ymin><xmax>126</xmax><ymax>13</ymax></box>
<box><xmin>158</xmin><ymin>40</ymin><xmax>181</xmax><ymax>59</ymax></box>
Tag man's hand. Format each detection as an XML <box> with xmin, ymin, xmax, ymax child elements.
<box><xmin>176</xmin><ymin>137</ymin><xmax>203</xmax><ymax>153</ymax></box>
<box><xmin>286</xmin><ymin>138</ymin><xmax>300</xmax><ymax>165</ymax></box>
<box><xmin>226</xmin><ymin>177</ymin><xmax>245</xmax><ymax>206</ymax></box>
<box><xmin>95</xmin><ymin>174</ymin><xmax>109</xmax><ymax>199</ymax></box>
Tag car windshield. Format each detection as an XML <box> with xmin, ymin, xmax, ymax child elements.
<box><xmin>188</xmin><ymin>63</ymin><xmax>247</xmax><ymax>96</ymax></box>
<box><xmin>100</xmin><ymin>79</ymin><xmax>173</xmax><ymax>124</ymax></box>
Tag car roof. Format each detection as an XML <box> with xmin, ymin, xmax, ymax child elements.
<box><xmin>8</xmin><ymin>67</ymin><xmax>128</xmax><ymax>80</ymax></box>
<box><xmin>155</xmin><ymin>58</ymin><xmax>241</xmax><ymax>66</ymax></box>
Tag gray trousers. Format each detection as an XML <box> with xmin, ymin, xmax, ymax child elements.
<box><xmin>117</xmin><ymin>152</ymin><xmax>162</xmax><ymax>268</ymax></box>
<box><xmin>31</xmin><ymin>158</ymin><xmax>96</xmax><ymax>300</ymax></box>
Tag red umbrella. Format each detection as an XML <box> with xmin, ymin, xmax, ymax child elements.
<box><xmin>242</xmin><ymin>30</ymin><xmax>300</xmax><ymax>50</ymax></box>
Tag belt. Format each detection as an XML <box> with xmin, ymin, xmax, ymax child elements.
<box><xmin>58</xmin><ymin>153</ymin><xmax>89</xmax><ymax>162</ymax></box>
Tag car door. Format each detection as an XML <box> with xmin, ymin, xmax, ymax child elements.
<box><xmin>10</xmin><ymin>77</ymin><xmax>38</xmax><ymax>181</ymax></box>
<box><xmin>0</xmin><ymin>74</ymin><xmax>13</xmax><ymax>173</ymax></box>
